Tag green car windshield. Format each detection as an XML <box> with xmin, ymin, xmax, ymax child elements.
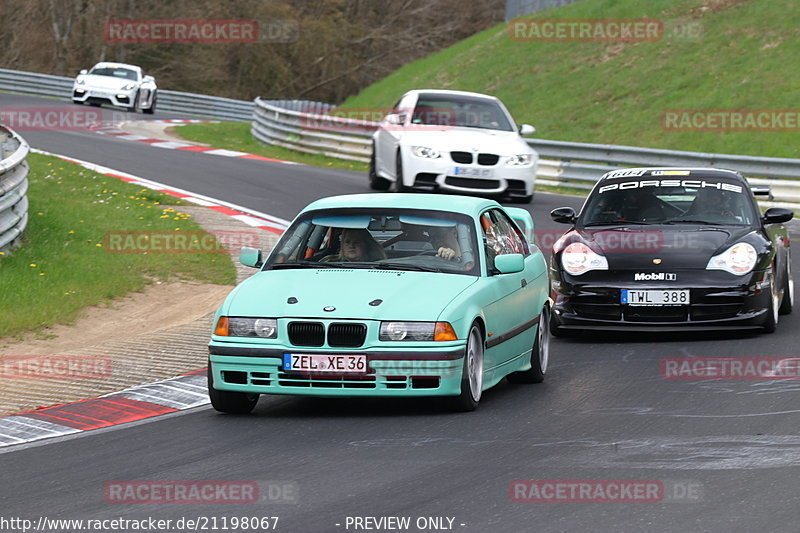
<box><xmin>265</xmin><ymin>208</ymin><xmax>481</xmax><ymax>276</ymax></box>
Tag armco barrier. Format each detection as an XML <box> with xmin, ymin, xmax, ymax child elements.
<box><xmin>0</xmin><ymin>126</ymin><xmax>30</xmax><ymax>253</ymax></box>
<box><xmin>0</xmin><ymin>68</ymin><xmax>253</xmax><ymax>122</ymax></box>
<box><xmin>252</xmin><ymin>99</ymin><xmax>800</xmax><ymax>207</ymax></box>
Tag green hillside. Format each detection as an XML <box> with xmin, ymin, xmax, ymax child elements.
<box><xmin>341</xmin><ymin>0</ymin><xmax>800</xmax><ymax>159</ymax></box>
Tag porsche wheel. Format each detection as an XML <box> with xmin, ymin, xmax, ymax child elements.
<box><xmin>508</xmin><ymin>306</ymin><xmax>549</xmax><ymax>384</ymax></box>
<box><xmin>143</xmin><ymin>92</ymin><xmax>157</xmax><ymax>115</ymax></box>
<box><xmin>763</xmin><ymin>269</ymin><xmax>780</xmax><ymax>333</ymax></box>
<box><xmin>208</xmin><ymin>361</ymin><xmax>259</xmax><ymax>414</ymax></box>
<box><xmin>450</xmin><ymin>324</ymin><xmax>484</xmax><ymax>412</ymax></box>
<box><xmin>127</xmin><ymin>90</ymin><xmax>139</xmax><ymax>113</ymax></box>
<box><xmin>779</xmin><ymin>256</ymin><xmax>793</xmax><ymax>315</ymax></box>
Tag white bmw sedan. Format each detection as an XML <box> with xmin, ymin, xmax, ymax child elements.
<box><xmin>72</xmin><ymin>62</ymin><xmax>157</xmax><ymax>114</ymax></box>
<box><xmin>370</xmin><ymin>90</ymin><xmax>538</xmax><ymax>203</ymax></box>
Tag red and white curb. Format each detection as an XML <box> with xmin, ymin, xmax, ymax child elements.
<box><xmin>0</xmin><ymin>371</ymin><xmax>208</xmax><ymax>448</ymax></box>
<box><xmin>31</xmin><ymin>148</ymin><xmax>290</xmax><ymax>235</ymax></box>
<box><xmin>90</xmin><ymin>119</ymin><xmax>297</xmax><ymax>165</ymax></box>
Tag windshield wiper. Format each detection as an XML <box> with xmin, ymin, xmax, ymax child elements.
<box><xmin>271</xmin><ymin>262</ymin><xmax>351</xmax><ymax>269</ymax></box>
<box><xmin>663</xmin><ymin>219</ymin><xmax>720</xmax><ymax>225</ymax></box>
<box><xmin>582</xmin><ymin>220</ymin><xmax>652</xmax><ymax>227</ymax></box>
<box><xmin>373</xmin><ymin>262</ymin><xmax>442</xmax><ymax>273</ymax></box>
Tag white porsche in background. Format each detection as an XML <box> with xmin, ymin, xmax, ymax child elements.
<box><xmin>370</xmin><ymin>89</ymin><xmax>538</xmax><ymax>203</ymax></box>
<box><xmin>72</xmin><ymin>62</ymin><xmax>157</xmax><ymax>114</ymax></box>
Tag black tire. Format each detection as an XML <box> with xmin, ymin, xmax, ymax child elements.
<box><xmin>207</xmin><ymin>360</ymin><xmax>259</xmax><ymax>414</ymax></box>
<box><xmin>393</xmin><ymin>149</ymin><xmax>410</xmax><ymax>192</ymax></box>
<box><xmin>127</xmin><ymin>90</ymin><xmax>139</xmax><ymax>113</ymax></box>
<box><xmin>143</xmin><ymin>92</ymin><xmax>157</xmax><ymax>114</ymax></box>
<box><xmin>368</xmin><ymin>145</ymin><xmax>390</xmax><ymax>190</ymax></box>
<box><xmin>762</xmin><ymin>269</ymin><xmax>780</xmax><ymax>333</ymax></box>
<box><xmin>779</xmin><ymin>256</ymin><xmax>793</xmax><ymax>315</ymax></box>
<box><xmin>449</xmin><ymin>323</ymin><xmax>484</xmax><ymax>412</ymax></box>
<box><xmin>508</xmin><ymin>306</ymin><xmax>550</xmax><ymax>384</ymax></box>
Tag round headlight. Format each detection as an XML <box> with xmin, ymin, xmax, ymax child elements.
<box><xmin>385</xmin><ymin>323</ymin><xmax>408</xmax><ymax>341</ymax></box>
<box><xmin>229</xmin><ymin>318</ymin><xmax>254</xmax><ymax>337</ymax></box>
<box><xmin>254</xmin><ymin>319</ymin><xmax>277</xmax><ymax>338</ymax></box>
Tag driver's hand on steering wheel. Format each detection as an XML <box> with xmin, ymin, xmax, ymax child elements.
<box><xmin>437</xmin><ymin>247</ymin><xmax>459</xmax><ymax>261</ymax></box>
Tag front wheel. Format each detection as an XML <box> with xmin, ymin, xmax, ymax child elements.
<box><xmin>127</xmin><ymin>90</ymin><xmax>139</xmax><ymax>113</ymax></box>
<box><xmin>762</xmin><ymin>270</ymin><xmax>780</xmax><ymax>333</ymax></box>
<box><xmin>368</xmin><ymin>145</ymin><xmax>390</xmax><ymax>190</ymax></box>
<box><xmin>449</xmin><ymin>324</ymin><xmax>484</xmax><ymax>412</ymax></box>
<box><xmin>208</xmin><ymin>361</ymin><xmax>259</xmax><ymax>414</ymax></box>
<box><xmin>393</xmin><ymin>150</ymin><xmax>410</xmax><ymax>192</ymax></box>
<box><xmin>779</xmin><ymin>257</ymin><xmax>793</xmax><ymax>315</ymax></box>
<box><xmin>143</xmin><ymin>92</ymin><xmax>157</xmax><ymax>114</ymax></box>
<box><xmin>508</xmin><ymin>306</ymin><xmax>550</xmax><ymax>384</ymax></box>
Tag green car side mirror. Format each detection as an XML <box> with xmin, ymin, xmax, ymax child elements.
<box><xmin>240</xmin><ymin>247</ymin><xmax>263</xmax><ymax>268</ymax></box>
<box><xmin>495</xmin><ymin>253</ymin><xmax>524</xmax><ymax>274</ymax></box>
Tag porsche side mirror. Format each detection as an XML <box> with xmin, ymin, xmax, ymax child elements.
<box><xmin>240</xmin><ymin>247</ymin><xmax>263</xmax><ymax>268</ymax></box>
<box><xmin>495</xmin><ymin>253</ymin><xmax>524</xmax><ymax>274</ymax></box>
<box><xmin>519</xmin><ymin>124</ymin><xmax>536</xmax><ymax>136</ymax></box>
<box><xmin>79</xmin><ymin>69</ymin><xmax>87</xmax><ymax>75</ymax></box>
<box><xmin>143</xmin><ymin>75</ymin><xmax>155</xmax><ymax>83</ymax></box>
<box><xmin>762</xmin><ymin>207</ymin><xmax>793</xmax><ymax>225</ymax></box>
<box><xmin>551</xmin><ymin>207</ymin><xmax>577</xmax><ymax>224</ymax></box>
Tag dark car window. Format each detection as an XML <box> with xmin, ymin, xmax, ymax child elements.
<box><xmin>581</xmin><ymin>180</ymin><xmax>758</xmax><ymax>226</ymax></box>
<box><xmin>411</xmin><ymin>94</ymin><xmax>513</xmax><ymax>131</ymax></box>
<box><xmin>265</xmin><ymin>208</ymin><xmax>481</xmax><ymax>276</ymax></box>
<box><xmin>88</xmin><ymin>67</ymin><xmax>139</xmax><ymax>81</ymax></box>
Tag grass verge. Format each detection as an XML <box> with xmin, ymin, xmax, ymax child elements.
<box><xmin>174</xmin><ymin>121</ymin><xmax>369</xmax><ymax>173</ymax></box>
<box><xmin>341</xmin><ymin>0</ymin><xmax>800</xmax><ymax>159</ymax></box>
<box><xmin>0</xmin><ymin>153</ymin><xmax>237</xmax><ymax>339</ymax></box>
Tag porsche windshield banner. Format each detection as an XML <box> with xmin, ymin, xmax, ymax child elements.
<box><xmin>598</xmin><ymin>180</ymin><xmax>743</xmax><ymax>194</ymax></box>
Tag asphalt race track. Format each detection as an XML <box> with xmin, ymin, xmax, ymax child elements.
<box><xmin>2</xmin><ymin>93</ymin><xmax>799</xmax><ymax>532</ymax></box>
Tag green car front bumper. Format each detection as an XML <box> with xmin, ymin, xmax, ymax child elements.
<box><xmin>208</xmin><ymin>343</ymin><xmax>467</xmax><ymax>397</ymax></box>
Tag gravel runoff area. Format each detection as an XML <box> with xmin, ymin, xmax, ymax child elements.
<box><xmin>0</xmin><ymin>206</ymin><xmax>279</xmax><ymax>416</ymax></box>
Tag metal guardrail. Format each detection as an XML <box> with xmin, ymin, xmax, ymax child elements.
<box><xmin>251</xmin><ymin>100</ymin><xmax>800</xmax><ymax>207</ymax></box>
<box><xmin>0</xmin><ymin>126</ymin><xmax>30</xmax><ymax>253</ymax></box>
<box><xmin>252</xmin><ymin>97</ymin><xmax>371</xmax><ymax>163</ymax></box>
<box><xmin>0</xmin><ymin>68</ymin><xmax>253</xmax><ymax>121</ymax></box>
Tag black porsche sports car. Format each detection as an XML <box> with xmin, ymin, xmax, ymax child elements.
<box><xmin>549</xmin><ymin>167</ymin><xmax>793</xmax><ymax>334</ymax></box>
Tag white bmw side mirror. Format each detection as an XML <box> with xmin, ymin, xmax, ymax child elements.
<box><xmin>519</xmin><ymin>124</ymin><xmax>536</xmax><ymax>136</ymax></box>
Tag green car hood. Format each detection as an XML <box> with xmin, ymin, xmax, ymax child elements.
<box><xmin>224</xmin><ymin>268</ymin><xmax>479</xmax><ymax>321</ymax></box>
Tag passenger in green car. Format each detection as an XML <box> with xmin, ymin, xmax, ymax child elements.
<box><xmin>321</xmin><ymin>229</ymin><xmax>387</xmax><ymax>262</ymax></box>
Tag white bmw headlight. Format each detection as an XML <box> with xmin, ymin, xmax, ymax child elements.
<box><xmin>411</xmin><ymin>146</ymin><xmax>441</xmax><ymax>159</ymax></box>
<box><xmin>706</xmin><ymin>242</ymin><xmax>758</xmax><ymax>275</ymax></box>
<box><xmin>227</xmin><ymin>317</ymin><xmax>278</xmax><ymax>338</ymax></box>
<box><xmin>75</xmin><ymin>78</ymin><xmax>85</xmax><ymax>85</ymax></box>
<box><xmin>507</xmin><ymin>154</ymin><xmax>532</xmax><ymax>166</ymax></box>
<box><xmin>562</xmin><ymin>242</ymin><xmax>609</xmax><ymax>275</ymax></box>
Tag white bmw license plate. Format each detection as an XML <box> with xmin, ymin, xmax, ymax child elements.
<box><xmin>452</xmin><ymin>166</ymin><xmax>494</xmax><ymax>178</ymax></box>
<box><xmin>283</xmin><ymin>353</ymin><xmax>367</xmax><ymax>373</ymax></box>
<box><xmin>621</xmin><ymin>289</ymin><xmax>689</xmax><ymax>306</ymax></box>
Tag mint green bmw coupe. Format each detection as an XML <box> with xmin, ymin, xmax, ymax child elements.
<box><xmin>208</xmin><ymin>193</ymin><xmax>551</xmax><ymax>412</ymax></box>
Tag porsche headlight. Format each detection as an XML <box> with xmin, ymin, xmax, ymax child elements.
<box><xmin>411</xmin><ymin>146</ymin><xmax>441</xmax><ymax>159</ymax></box>
<box><xmin>75</xmin><ymin>78</ymin><xmax>85</xmax><ymax>85</ymax></box>
<box><xmin>380</xmin><ymin>321</ymin><xmax>457</xmax><ymax>341</ymax></box>
<box><xmin>121</xmin><ymin>83</ymin><xmax>136</xmax><ymax>91</ymax></box>
<box><xmin>561</xmin><ymin>242</ymin><xmax>608</xmax><ymax>275</ymax></box>
<box><xmin>216</xmin><ymin>317</ymin><xmax>277</xmax><ymax>338</ymax></box>
<box><xmin>507</xmin><ymin>154</ymin><xmax>532</xmax><ymax>166</ymax></box>
<box><xmin>706</xmin><ymin>242</ymin><xmax>758</xmax><ymax>275</ymax></box>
